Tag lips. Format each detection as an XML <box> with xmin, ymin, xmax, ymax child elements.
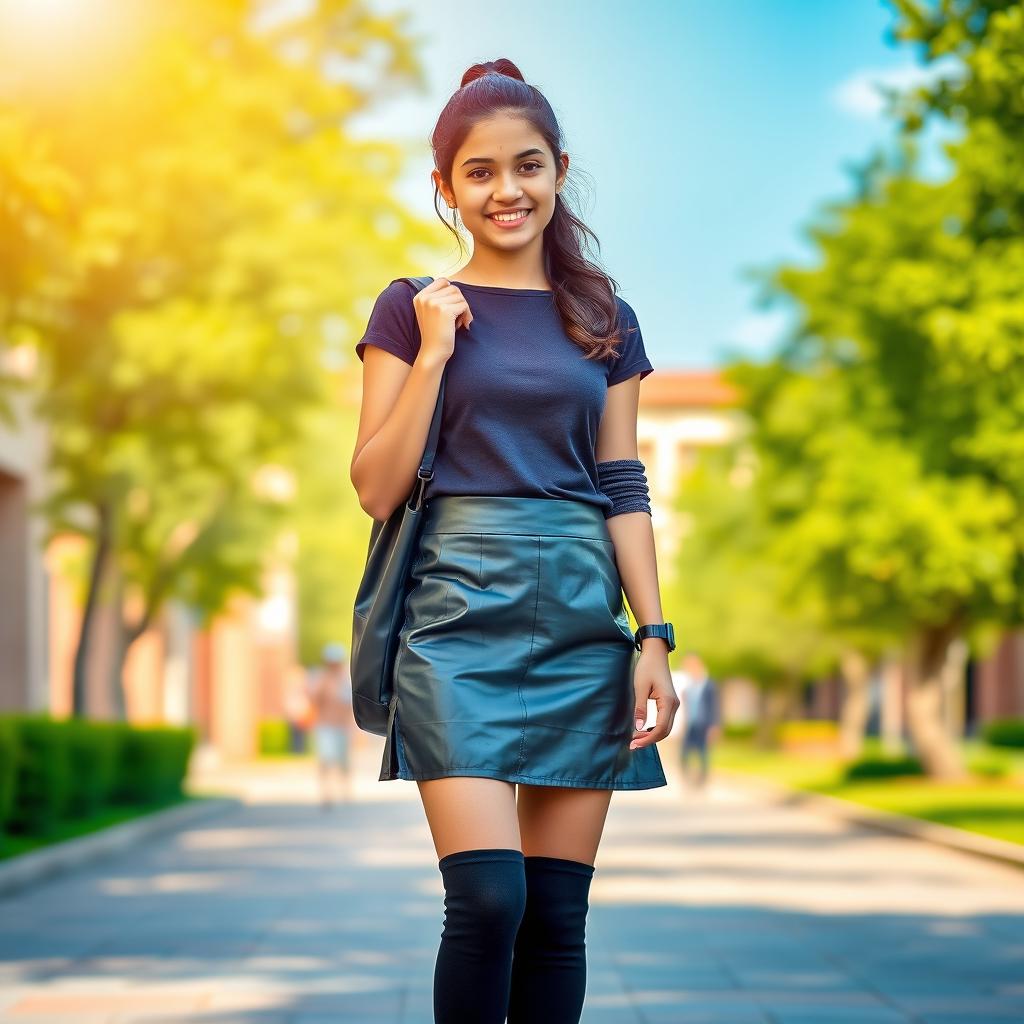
<box><xmin>487</xmin><ymin>209</ymin><xmax>532</xmax><ymax>227</ymax></box>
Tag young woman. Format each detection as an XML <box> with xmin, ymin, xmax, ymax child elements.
<box><xmin>350</xmin><ymin>58</ymin><xmax>679</xmax><ymax>1024</ymax></box>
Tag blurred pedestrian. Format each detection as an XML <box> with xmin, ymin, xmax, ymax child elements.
<box><xmin>283</xmin><ymin>666</ymin><xmax>314</xmax><ymax>754</ymax></box>
<box><xmin>306</xmin><ymin>642</ymin><xmax>356</xmax><ymax>808</ymax></box>
<box><xmin>679</xmin><ymin>651</ymin><xmax>721</xmax><ymax>789</ymax></box>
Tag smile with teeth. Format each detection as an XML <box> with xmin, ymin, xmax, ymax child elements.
<box><xmin>488</xmin><ymin>209</ymin><xmax>531</xmax><ymax>224</ymax></box>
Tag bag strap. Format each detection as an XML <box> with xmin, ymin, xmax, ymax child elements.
<box><xmin>393</xmin><ymin>276</ymin><xmax>444</xmax><ymax>511</ymax></box>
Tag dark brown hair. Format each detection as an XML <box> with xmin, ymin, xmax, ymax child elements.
<box><xmin>431</xmin><ymin>58</ymin><xmax>628</xmax><ymax>362</ymax></box>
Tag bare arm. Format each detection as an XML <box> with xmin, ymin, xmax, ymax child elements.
<box><xmin>350</xmin><ymin>348</ymin><xmax>447</xmax><ymax>521</ymax></box>
<box><xmin>595</xmin><ymin>374</ymin><xmax>665</xmax><ymax>638</ymax></box>
<box><xmin>350</xmin><ymin>279</ymin><xmax>472</xmax><ymax>521</ymax></box>
<box><xmin>595</xmin><ymin>373</ymin><xmax>679</xmax><ymax>748</ymax></box>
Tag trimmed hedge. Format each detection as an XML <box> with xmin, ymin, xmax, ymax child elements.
<box><xmin>0</xmin><ymin>718</ymin><xmax>17</xmax><ymax>829</ymax></box>
<box><xmin>966</xmin><ymin>750</ymin><xmax>1011</xmax><ymax>779</ymax></box>
<box><xmin>0</xmin><ymin>715</ymin><xmax>196</xmax><ymax>839</ymax></box>
<box><xmin>722</xmin><ymin>722</ymin><xmax>756</xmax><ymax>741</ymax></box>
<box><xmin>982</xmin><ymin>717</ymin><xmax>1024</xmax><ymax>750</ymax></box>
<box><xmin>843</xmin><ymin>753</ymin><xmax>924</xmax><ymax>781</ymax></box>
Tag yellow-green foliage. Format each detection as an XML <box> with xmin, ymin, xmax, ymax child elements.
<box><xmin>0</xmin><ymin>3</ymin><xmax>449</xmax><ymax>672</ymax></box>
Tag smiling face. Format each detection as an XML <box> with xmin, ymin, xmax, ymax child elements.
<box><xmin>435</xmin><ymin>111</ymin><xmax>568</xmax><ymax>255</ymax></box>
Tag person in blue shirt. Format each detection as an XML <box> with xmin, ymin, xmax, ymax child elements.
<box><xmin>679</xmin><ymin>651</ymin><xmax>721</xmax><ymax>789</ymax></box>
<box><xmin>351</xmin><ymin>57</ymin><xmax>680</xmax><ymax>1024</ymax></box>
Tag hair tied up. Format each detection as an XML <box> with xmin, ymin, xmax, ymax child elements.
<box><xmin>434</xmin><ymin>55</ymin><xmax>626</xmax><ymax>362</ymax></box>
<box><xmin>460</xmin><ymin>58</ymin><xmax>525</xmax><ymax>89</ymax></box>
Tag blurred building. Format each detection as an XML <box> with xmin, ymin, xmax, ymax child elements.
<box><xmin>639</xmin><ymin>369</ymin><xmax>745</xmax><ymax>585</ymax></box>
<box><xmin>971</xmin><ymin>632</ymin><xmax>1024</xmax><ymax>736</ymax></box>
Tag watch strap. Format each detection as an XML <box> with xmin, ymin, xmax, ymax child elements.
<box><xmin>633</xmin><ymin>622</ymin><xmax>675</xmax><ymax>652</ymax></box>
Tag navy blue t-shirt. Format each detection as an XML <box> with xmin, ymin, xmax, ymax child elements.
<box><xmin>354</xmin><ymin>279</ymin><xmax>654</xmax><ymax>517</ymax></box>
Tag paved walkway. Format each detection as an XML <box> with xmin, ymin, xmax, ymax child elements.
<box><xmin>1</xmin><ymin>739</ymin><xmax>1023</xmax><ymax>1023</ymax></box>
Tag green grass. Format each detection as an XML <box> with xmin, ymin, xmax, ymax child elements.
<box><xmin>714</xmin><ymin>740</ymin><xmax>1024</xmax><ymax>846</ymax></box>
<box><xmin>0</xmin><ymin>793</ymin><xmax>200</xmax><ymax>862</ymax></box>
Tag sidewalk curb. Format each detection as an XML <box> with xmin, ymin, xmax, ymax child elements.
<box><xmin>0</xmin><ymin>795</ymin><xmax>244</xmax><ymax>899</ymax></box>
<box><xmin>718</xmin><ymin>768</ymin><xmax>1024</xmax><ymax>872</ymax></box>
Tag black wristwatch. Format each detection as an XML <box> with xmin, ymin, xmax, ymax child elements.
<box><xmin>633</xmin><ymin>622</ymin><xmax>675</xmax><ymax>652</ymax></box>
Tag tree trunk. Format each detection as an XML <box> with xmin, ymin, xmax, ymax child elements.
<box><xmin>109</xmin><ymin>569</ymin><xmax>129</xmax><ymax>721</ymax></box>
<box><xmin>879</xmin><ymin>652</ymin><xmax>904</xmax><ymax>755</ymax></box>
<box><xmin>71</xmin><ymin>502</ymin><xmax>113</xmax><ymax>717</ymax></box>
<box><xmin>755</xmin><ymin>684</ymin><xmax>795</xmax><ymax>749</ymax></box>
<box><xmin>838</xmin><ymin>649</ymin><xmax>871</xmax><ymax>761</ymax></box>
<box><xmin>904</xmin><ymin>621</ymin><xmax>967</xmax><ymax>780</ymax></box>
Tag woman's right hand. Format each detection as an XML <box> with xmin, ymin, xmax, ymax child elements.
<box><xmin>413</xmin><ymin>277</ymin><xmax>473</xmax><ymax>364</ymax></box>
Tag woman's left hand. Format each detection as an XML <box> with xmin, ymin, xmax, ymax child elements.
<box><xmin>630</xmin><ymin>646</ymin><xmax>679</xmax><ymax>750</ymax></box>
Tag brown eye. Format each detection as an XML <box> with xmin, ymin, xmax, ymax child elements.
<box><xmin>468</xmin><ymin>161</ymin><xmax>542</xmax><ymax>180</ymax></box>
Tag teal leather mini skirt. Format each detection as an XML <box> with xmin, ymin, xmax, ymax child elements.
<box><xmin>379</xmin><ymin>495</ymin><xmax>668</xmax><ymax>791</ymax></box>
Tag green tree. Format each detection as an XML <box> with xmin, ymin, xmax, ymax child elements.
<box><xmin>0</xmin><ymin>2</ymin><xmax>440</xmax><ymax>715</ymax></box>
<box><xmin>669</xmin><ymin>444</ymin><xmax>845</xmax><ymax>748</ymax></box>
<box><xmin>731</xmin><ymin>0</ymin><xmax>1024</xmax><ymax>776</ymax></box>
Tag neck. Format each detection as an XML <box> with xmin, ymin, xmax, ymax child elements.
<box><xmin>454</xmin><ymin>246</ymin><xmax>549</xmax><ymax>291</ymax></box>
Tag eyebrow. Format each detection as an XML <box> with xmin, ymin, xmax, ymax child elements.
<box><xmin>460</xmin><ymin>148</ymin><xmax>545</xmax><ymax>168</ymax></box>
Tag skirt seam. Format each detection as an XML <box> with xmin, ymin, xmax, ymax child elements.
<box><xmin>513</xmin><ymin>536</ymin><xmax>541</xmax><ymax>776</ymax></box>
<box><xmin>423</xmin><ymin>530</ymin><xmax>613</xmax><ymax>543</ymax></box>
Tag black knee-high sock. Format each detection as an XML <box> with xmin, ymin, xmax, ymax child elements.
<box><xmin>433</xmin><ymin>847</ymin><xmax>526</xmax><ymax>1024</ymax></box>
<box><xmin>507</xmin><ymin>855</ymin><xmax>595</xmax><ymax>1024</ymax></box>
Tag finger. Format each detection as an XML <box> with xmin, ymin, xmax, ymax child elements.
<box><xmin>633</xmin><ymin>700</ymin><xmax>648</xmax><ymax>734</ymax></box>
<box><xmin>422</xmin><ymin>279</ymin><xmax>467</xmax><ymax>302</ymax></box>
<box><xmin>629</xmin><ymin>727</ymin><xmax>657</xmax><ymax>751</ymax></box>
<box><xmin>451</xmin><ymin>300</ymin><xmax>473</xmax><ymax>330</ymax></box>
<box><xmin>652</xmin><ymin>700</ymin><xmax>674</xmax><ymax>737</ymax></box>
<box><xmin>438</xmin><ymin>299</ymin><xmax>472</xmax><ymax>324</ymax></box>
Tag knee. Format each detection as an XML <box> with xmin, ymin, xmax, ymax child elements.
<box><xmin>521</xmin><ymin>856</ymin><xmax>594</xmax><ymax>937</ymax></box>
<box><xmin>439</xmin><ymin>848</ymin><xmax>527</xmax><ymax>944</ymax></box>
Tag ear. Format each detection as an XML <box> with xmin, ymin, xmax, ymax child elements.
<box><xmin>433</xmin><ymin>169</ymin><xmax>456</xmax><ymax>209</ymax></box>
<box><xmin>556</xmin><ymin>151</ymin><xmax>570</xmax><ymax>190</ymax></box>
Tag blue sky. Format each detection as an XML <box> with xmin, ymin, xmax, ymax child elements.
<box><xmin>347</xmin><ymin>0</ymin><xmax>949</xmax><ymax>369</ymax></box>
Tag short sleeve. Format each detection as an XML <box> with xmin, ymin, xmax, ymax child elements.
<box><xmin>355</xmin><ymin>280</ymin><xmax>421</xmax><ymax>367</ymax></box>
<box><xmin>606</xmin><ymin>297</ymin><xmax>654</xmax><ymax>386</ymax></box>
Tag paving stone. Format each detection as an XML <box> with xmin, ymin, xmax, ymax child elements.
<box><xmin>0</xmin><ymin>744</ymin><xmax>1021</xmax><ymax>1023</ymax></box>
<box><xmin>764</xmin><ymin>1008</ymin><xmax>911</xmax><ymax>1024</ymax></box>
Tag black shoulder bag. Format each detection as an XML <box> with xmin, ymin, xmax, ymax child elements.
<box><xmin>350</xmin><ymin>276</ymin><xmax>445</xmax><ymax>736</ymax></box>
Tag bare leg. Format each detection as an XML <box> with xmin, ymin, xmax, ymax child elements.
<box><xmin>417</xmin><ymin>778</ymin><xmax>523</xmax><ymax>1024</ymax></box>
<box><xmin>515</xmin><ymin>784</ymin><xmax>612</xmax><ymax>865</ymax></box>
<box><xmin>316</xmin><ymin>760</ymin><xmax>331</xmax><ymax>809</ymax></box>
<box><xmin>681</xmin><ymin>732</ymin><xmax>698</xmax><ymax>788</ymax></box>
<box><xmin>339</xmin><ymin>761</ymin><xmax>353</xmax><ymax>801</ymax></box>
<box><xmin>417</xmin><ymin>777</ymin><xmax>521</xmax><ymax>857</ymax></box>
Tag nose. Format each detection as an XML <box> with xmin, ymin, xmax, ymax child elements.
<box><xmin>492</xmin><ymin>172</ymin><xmax>523</xmax><ymax>202</ymax></box>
